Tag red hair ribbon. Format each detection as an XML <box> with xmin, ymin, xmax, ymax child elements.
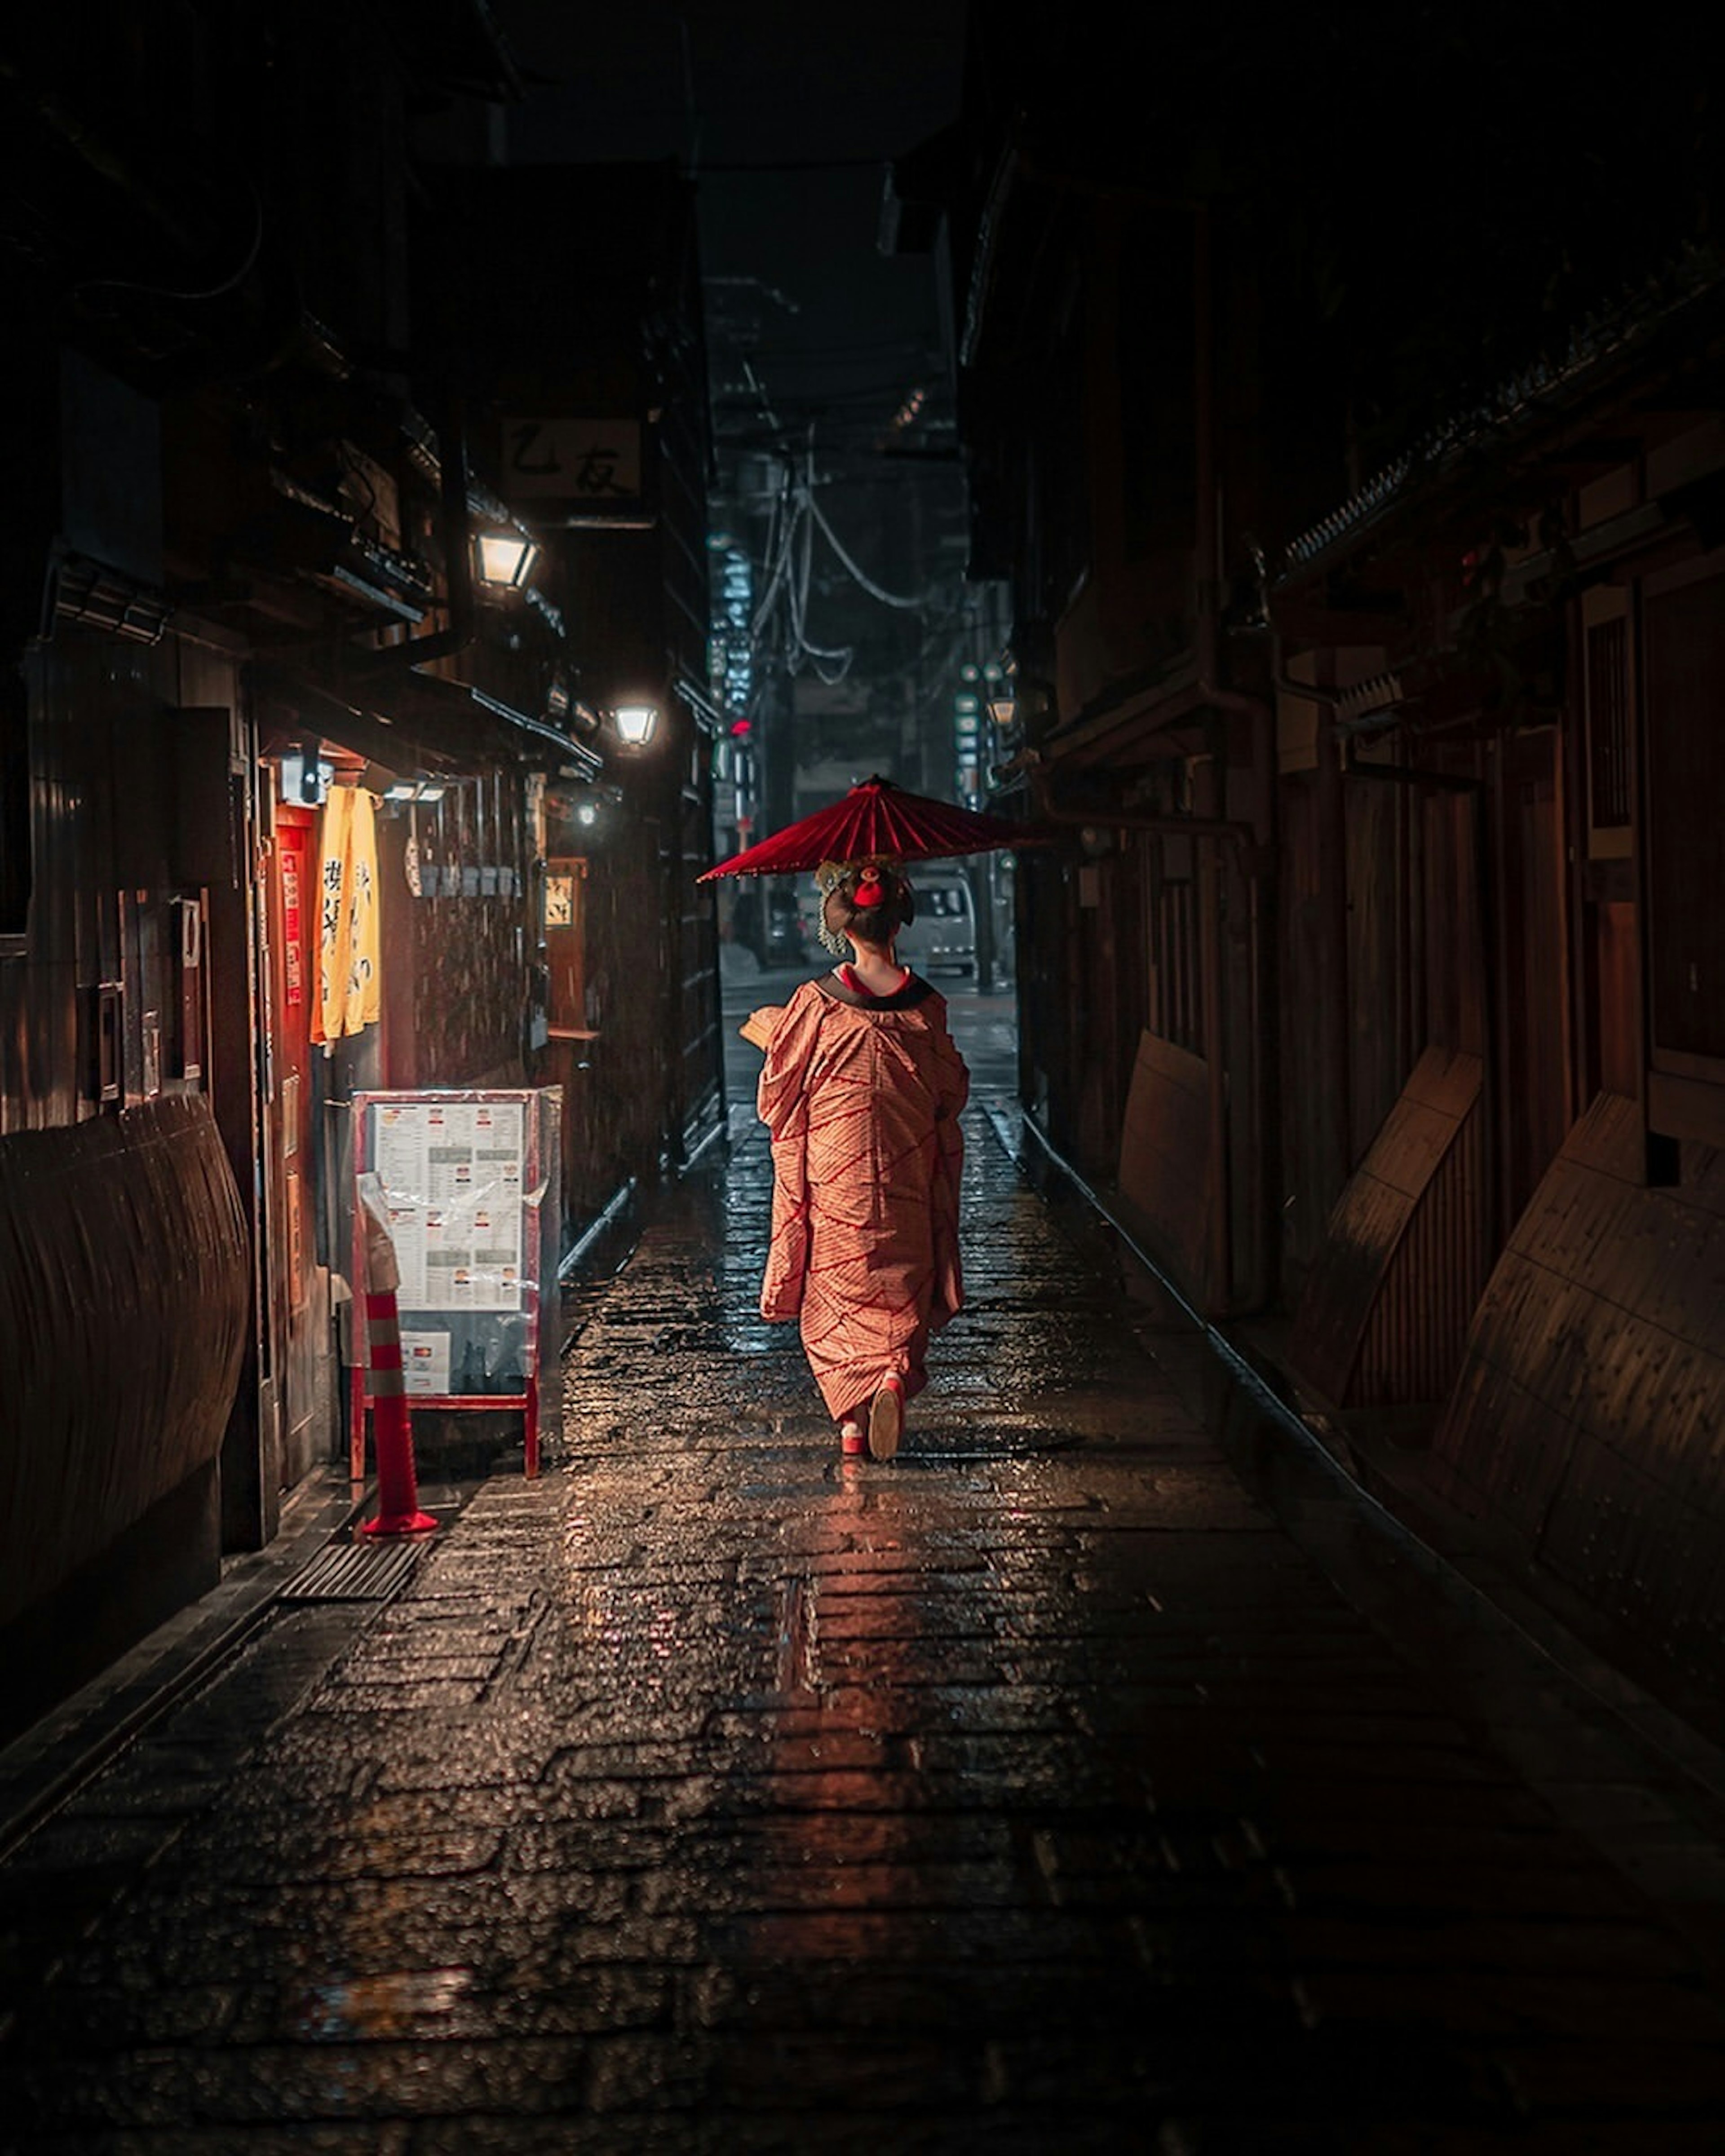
<box><xmin>853</xmin><ymin>871</ymin><xmax>885</xmax><ymax>907</ymax></box>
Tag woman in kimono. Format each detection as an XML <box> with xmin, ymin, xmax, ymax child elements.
<box><xmin>756</xmin><ymin>858</ymin><xmax>969</xmax><ymax>1459</ymax></box>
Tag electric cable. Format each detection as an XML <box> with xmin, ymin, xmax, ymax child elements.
<box><xmin>72</xmin><ymin>177</ymin><xmax>265</xmax><ymax>306</ymax></box>
<box><xmin>805</xmin><ymin>482</ymin><xmax>938</xmax><ymax>611</ymax></box>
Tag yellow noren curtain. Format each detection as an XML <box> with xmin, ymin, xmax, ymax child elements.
<box><xmin>316</xmin><ymin>787</ymin><xmax>382</xmax><ymax>1043</ymax></box>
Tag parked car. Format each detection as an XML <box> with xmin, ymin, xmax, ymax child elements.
<box><xmin>759</xmin><ymin>884</ymin><xmax>806</xmax><ymax>968</ymax></box>
<box><xmin>733</xmin><ymin>883</ymin><xmax>808</xmax><ymax>968</ymax></box>
<box><xmin>897</xmin><ymin>867</ymin><xmax>978</xmax><ymax>981</ymax></box>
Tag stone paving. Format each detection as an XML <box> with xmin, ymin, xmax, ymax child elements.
<box><xmin>5</xmin><ymin>989</ymin><xmax>1725</xmax><ymax>2150</ymax></box>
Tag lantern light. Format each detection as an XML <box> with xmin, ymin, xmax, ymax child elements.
<box><xmin>612</xmin><ymin>702</ymin><xmax>660</xmax><ymax>748</ymax></box>
<box><xmin>473</xmin><ymin>530</ymin><xmax>541</xmax><ymax>590</ymax></box>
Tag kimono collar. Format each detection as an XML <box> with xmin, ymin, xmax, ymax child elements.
<box><xmin>816</xmin><ymin>968</ymin><xmax>935</xmax><ymax>1012</ymax></box>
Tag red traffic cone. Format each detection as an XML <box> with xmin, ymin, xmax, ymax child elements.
<box><xmin>356</xmin><ymin>1179</ymin><xmax>438</xmax><ymax>1540</ymax></box>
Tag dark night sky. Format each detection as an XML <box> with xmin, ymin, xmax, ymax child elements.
<box><xmin>498</xmin><ymin>3</ymin><xmax>968</xmax><ymax>459</ymax></box>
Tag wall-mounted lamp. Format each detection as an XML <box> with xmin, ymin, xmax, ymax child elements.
<box><xmin>473</xmin><ymin>529</ymin><xmax>541</xmax><ymax>590</ymax></box>
<box><xmin>612</xmin><ymin>702</ymin><xmax>660</xmax><ymax>749</ymax></box>
<box><xmin>280</xmin><ymin>745</ymin><xmax>334</xmax><ymax>806</ymax></box>
<box><xmin>987</xmin><ymin>694</ymin><xmax>1018</xmax><ymax>730</ymax></box>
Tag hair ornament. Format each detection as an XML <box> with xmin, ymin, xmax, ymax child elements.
<box><xmin>812</xmin><ymin>856</ymin><xmax>906</xmax><ymax>954</ymax></box>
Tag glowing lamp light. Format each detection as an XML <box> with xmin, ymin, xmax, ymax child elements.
<box><xmin>473</xmin><ymin>530</ymin><xmax>541</xmax><ymax>589</ymax></box>
<box><xmin>987</xmin><ymin>695</ymin><xmax>1018</xmax><ymax>729</ymax></box>
<box><xmin>612</xmin><ymin>702</ymin><xmax>659</xmax><ymax>749</ymax></box>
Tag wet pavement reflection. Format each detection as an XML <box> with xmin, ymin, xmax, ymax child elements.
<box><xmin>4</xmin><ymin>974</ymin><xmax>1725</xmax><ymax>2149</ymax></box>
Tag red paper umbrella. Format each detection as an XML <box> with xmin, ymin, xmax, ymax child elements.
<box><xmin>697</xmin><ymin>775</ymin><xmax>1037</xmax><ymax>881</ymax></box>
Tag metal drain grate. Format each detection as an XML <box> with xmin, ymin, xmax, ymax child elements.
<box><xmin>279</xmin><ymin>1540</ymin><xmax>428</xmax><ymax>1603</ymax></box>
<box><xmin>901</xmin><ymin>1431</ymin><xmax>1085</xmax><ymax>1463</ymax></box>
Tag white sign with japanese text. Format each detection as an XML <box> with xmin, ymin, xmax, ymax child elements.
<box><xmin>500</xmin><ymin>417</ymin><xmax>642</xmax><ymax>502</ymax></box>
<box><xmin>371</xmin><ymin>1099</ymin><xmax>526</xmax><ymax>1311</ymax></box>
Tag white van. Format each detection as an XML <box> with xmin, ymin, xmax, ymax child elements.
<box><xmin>898</xmin><ymin>867</ymin><xmax>978</xmax><ymax>981</ymax></box>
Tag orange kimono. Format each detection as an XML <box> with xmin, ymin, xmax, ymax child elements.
<box><xmin>758</xmin><ymin>972</ymin><xmax>969</xmax><ymax>1422</ymax></box>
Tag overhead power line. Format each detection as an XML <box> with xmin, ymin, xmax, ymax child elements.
<box><xmin>805</xmin><ymin>485</ymin><xmax>931</xmax><ymax>611</ymax></box>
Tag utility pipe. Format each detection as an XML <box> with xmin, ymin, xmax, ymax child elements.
<box><xmin>1008</xmin><ymin>750</ymin><xmax>1258</xmax><ymax>853</ymax></box>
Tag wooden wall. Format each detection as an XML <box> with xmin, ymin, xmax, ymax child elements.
<box><xmin>1277</xmin><ymin>775</ymin><xmax>1349</xmax><ymax>1298</ymax></box>
<box><xmin>0</xmin><ymin>1095</ymin><xmax>246</xmax><ymax>1630</ymax></box>
<box><xmin>394</xmin><ymin>773</ymin><xmax>532</xmax><ymax>1088</ymax></box>
<box><xmin>1290</xmin><ymin>1047</ymin><xmax>1488</xmax><ymax>1409</ymax></box>
<box><xmin>1118</xmin><ymin>1027</ymin><xmax>1213</xmax><ymax>1310</ymax></box>
<box><xmin>1431</xmin><ymin>1091</ymin><xmax>1725</xmax><ymax>1685</ymax></box>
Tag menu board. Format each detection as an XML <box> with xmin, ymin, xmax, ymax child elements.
<box><xmin>369</xmin><ymin>1098</ymin><xmax>526</xmax><ymax>1311</ymax></box>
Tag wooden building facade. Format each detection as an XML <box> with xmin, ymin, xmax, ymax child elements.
<box><xmin>0</xmin><ymin>9</ymin><xmax>720</xmax><ymax>1734</ymax></box>
<box><xmin>1275</xmin><ymin>281</ymin><xmax>1725</xmax><ymax>1684</ymax></box>
<box><xmin>937</xmin><ymin>7</ymin><xmax>1725</xmax><ymax>1698</ymax></box>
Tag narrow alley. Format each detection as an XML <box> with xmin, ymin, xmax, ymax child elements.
<box><xmin>10</xmin><ymin>9</ymin><xmax>1725</xmax><ymax>2147</ymax></box>
<box><xmin>4</xmin><ymin>979</ymin><xmax>1725</xmax><ymax>2153</ymax></box>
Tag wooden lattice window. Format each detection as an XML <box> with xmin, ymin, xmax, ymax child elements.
<box><xmin>1148</xmin><ymin>835</ymin><xmax>1203</xmax><ymax>1056</ymax></box>
<box><xmin>1582</xmin><ymin>585</ymin><xmax>1633</xmax><ymax>860</ymax></box>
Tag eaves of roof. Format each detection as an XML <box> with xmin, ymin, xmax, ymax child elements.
<box><xmin>1040</xmin><ymin>659</ymin><xmax>1207</xmax><ymax>771</ymax></box>
<box><xmin>1275</xmin><ymin>246</ymin><xmax>1725</xmax><ymax>592</ymax></box>
<box><xmin>255</xmin><ymin>663</ymin><xmax>602</xmax><ymax>782</ymax></box>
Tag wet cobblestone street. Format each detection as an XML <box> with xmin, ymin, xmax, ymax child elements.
<box><xmin>6</xmin><ymin>985</ymin><xmax>1725</xmax><ymax>2151</ymax></box>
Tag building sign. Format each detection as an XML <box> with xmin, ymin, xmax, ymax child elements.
<box><xmin>371</xmin><ymin>1097</ymin><xmax>526</xmax><ymax>1310</ymax></box>
<box><xmin>401</xmin><ymin>1330</ymin><xmax>451</xmax><ymax>1396</ymax></box>
<box><xmin>350</xmin><ymin>1085</ymin><xmax>561</xmax><ymax>1479</ymax></box>
<box><xmin>316</xmin><ymin>787</ymin><xmax>380</xmax><ymax>1043</ymax></box>
<box><xmin>544</xmin><ymin>873</ymin><xmax>575</xmax><ymax>927</ymax></box>
<box><xmin>501</xmin><ymin>417</ymin><xmax>642</xmax><ymax>504</ymax></box>
<box><xmin>280</xmin><ymin>839</ymin><xmax>304</xmax><ymax>1008</ymax></box>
